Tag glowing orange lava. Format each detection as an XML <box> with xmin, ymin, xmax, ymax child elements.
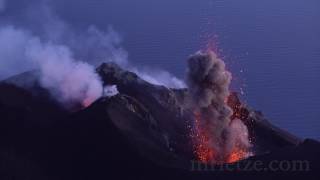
<box><xmin>227</xmin><ymin>147</ymin><xmax>248</xmax><ymax>163</ymax></box>
<box><xmin>193</xmin><ymin>111</ymin><xmax>216</xmax><ymax>163</ymax></box>
<box><xmin>193</xmin><ymin>94</ymin><xmax>251</xmax><ymax>164</ymax></box>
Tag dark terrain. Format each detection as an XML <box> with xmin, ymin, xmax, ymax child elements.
<box><xmin>0</xmin><ymin>63</ymin><xmax>319</xmax><ymax>180</ymax></box>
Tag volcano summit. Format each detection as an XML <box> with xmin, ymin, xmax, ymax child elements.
<box><xmin>0</xmin><ymin>52</ymin><xmax>319</xmax><ymax>180</ymax></box>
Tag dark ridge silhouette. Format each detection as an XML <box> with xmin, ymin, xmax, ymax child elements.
<box><xmin>0</xmin><ymin>63</ymin><xmax>319</xmax><ymax>180</ymax></box>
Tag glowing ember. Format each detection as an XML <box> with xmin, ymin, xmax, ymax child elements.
<box><xmin>192</xmin><ymin>94</ymin><xmax>252</xmax><ymax>164</ymax></box>
<box><xmin>227</xmin><ymin>147</ymin><xmax>248</xmax><ymax>163</ymax></box>
<box><xmin>188</xmin><ymin>51</ymin><xmax>252</xmax><ymax>164</ymax></box>
<box><xmin>82</xmin><ymin>98</ymin><xmax>94</xmax><ymax>108</ymax></box>
<box><xmin>193</xmin><ymin>111</ymin><xmax>216</xmax><ymax>163</ymax></box>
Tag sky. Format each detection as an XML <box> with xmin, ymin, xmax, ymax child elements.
<box><xmin>0</xmin><ymin>0</ymin><xmax>319</xmax><ymax>139</ymax></box>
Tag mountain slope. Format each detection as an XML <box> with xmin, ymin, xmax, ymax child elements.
<box><xmin>0</xmin><ymin>63</ymin><xmax>319</xmax><ymax>179</ymax></box>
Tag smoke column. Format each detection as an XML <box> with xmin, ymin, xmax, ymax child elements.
<box><xmin>187</xmin><ymin>51</ymin><xmax>251</xmax><ymax>163</ymax></box>
<box><xmin>26</xmin><ymin>38</ymin><xmax>103</xmax><ymax>108</ymax></box>
<box><xmin>0</xmin><ymin>25</ymin><xmax>103</xmax><ymax>108</ymax></box>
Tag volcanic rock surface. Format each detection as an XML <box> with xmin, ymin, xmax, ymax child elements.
<box><xmin>0</xmin><ymin>63</ymin><xmax>319</xmax><ymax>180</ymax></box>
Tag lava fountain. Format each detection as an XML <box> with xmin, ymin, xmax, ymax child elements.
<box><xmin>187</xmin><ymin>51</ymin><xmax>252</xmax><ymax>164</ymax></box>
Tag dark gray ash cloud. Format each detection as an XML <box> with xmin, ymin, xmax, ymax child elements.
<box><xmin>187</xmin><ymin>51</ymin><xmax>251</xmax><ymax>162</ymax></box>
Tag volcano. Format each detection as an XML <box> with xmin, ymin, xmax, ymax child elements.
<box><xmin>0</xmin><ymin>62</ymin><xmax>319</xmax><ymax>180</ymax></box>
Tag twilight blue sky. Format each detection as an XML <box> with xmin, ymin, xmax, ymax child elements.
<box><xmin>1</xmin><ymin>0</ymin><xmax>319</xmax><ymax>139</ymax></box>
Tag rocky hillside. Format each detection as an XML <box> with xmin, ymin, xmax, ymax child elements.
<box><xmin>0</xmin><ymin>63</ymin><xmax>319</xmax><ymax>180</ymax></box>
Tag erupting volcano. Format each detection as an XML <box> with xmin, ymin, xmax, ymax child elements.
<box><xmin>1</xmin><ymin>53</ymin><xmax>318</xmax><ymax>180</ymax></box>
<box><xmin>187</xmin><ymin>51</ymin><xmax>252</xmax><ymax>164</ymax></box>
<box><xmin>0</xmin><ymin>0</ymin><xmax>319</xmax><ymax>179</ymax></box>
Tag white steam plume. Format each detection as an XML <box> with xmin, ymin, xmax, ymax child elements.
<box><xmin>26</xmin><ymin>38</ymin><xmax>103</xmax><ymax>108</ymax></box>
<box><xmin>0</xmin><ymin>0</ymin><xmax>185</xmax><ymax>90</ymax></box>
<box><xmin>187</xmin><ymin>51</ymin><xmax>251</xmax><ymax>163</ymax></box>
<box><xmin>130</xmin><ymin>68</ymin><xmax>185</xmax><ymax>89</ymax></box>
<box><xmin>0</xmin><ymin>26</ymin><xmax>103</xmax><ymax>108</ymax></box>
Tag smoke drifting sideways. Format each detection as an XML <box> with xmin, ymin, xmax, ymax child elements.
<box><xmin>0</xmin><ymin>26</ymin><xmax>104</xmax><ymax>108</ymax></box>
<box><xmin>0</xmin><ymin>0</ymin><xmax>185</xmax><ymax>109</ymax></box>
<box><xmin>187</xmin><ymin>51</ymin><xmax>251</xmax><ymax>163</ymax></box>
<box><xmin>27</xmin><ymin>37</ymin><xmax>103</xmax><ymax>108</ymax></box>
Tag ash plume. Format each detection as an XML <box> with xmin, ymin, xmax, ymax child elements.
<box><xmin>187</xmin><ymin>51</ymin><xmax>251</xmax><ymax>163</ymax></box>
